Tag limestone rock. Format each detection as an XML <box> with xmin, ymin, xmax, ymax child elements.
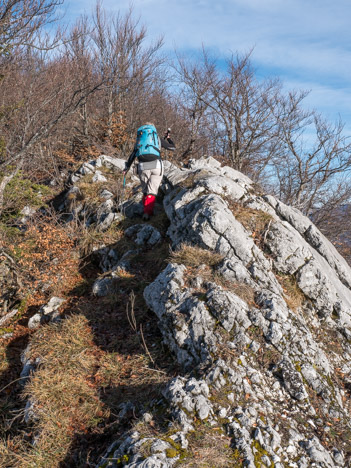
<box><xmin>274</xmin><ymin>357</ymin><xmax>308</xmax><ymax>401</ymax></box>
<box><xmin>97</xmin><ymin>155</ymin><xmax>125</xmax><ymax>171</ymax></box>
<box><xmin>300</xmin><ymin>436</ymin><xmax>337</xmax><ymax>467</ymax></box>
<box><xmin>59</xmin><ymin>156</ymin><xmax>351</xmax><ymax>467</ymax></box>
<box><xmin>97</xmin><ymin>212</ymin><xmax>123</xmax><ymax>231</ymax></box>
<box><xmin>100</xmin><ymin>189</ymin><xmax>114</xmax><ymax>200</ymax></box>
<box><xmin>92</xmin><ymin>170</ymin><xmax>107</xmax><ymax>183</ymax></box>
<box><xmin>28</xmin><ymin>297</ymin><xmax>65</xmax><ymax>329</ymax></box>
<box><xmin>125</xmin><ymin>224</ymin><xmax>161</xmax><ymax>246</ymax></box>
<box><xmin>20</xmin><ymin>345</ymin><xmax>41</xmax><ymax>384</ymax></box>
<box><xmin>92</xmin><ymin>277</ymin><xmax>115</xmax><ymax>297</ymax></box>
<box><xmin>140</xmin><ymin>157</ymin><xmax>351</xmax><ymax>466</ymax></box>
<box><xmin>19</xmin><ymin>205</ymin><xmax>37</xmax><ymax>224</ymax></box>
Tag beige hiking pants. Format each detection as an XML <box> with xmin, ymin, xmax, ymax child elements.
<box><xmin>138</xmin><ymin>164</ymin><xmax>163</xmax><ymax>196</ymax></box>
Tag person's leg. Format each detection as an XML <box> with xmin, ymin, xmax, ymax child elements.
<box><xmin>147</xmin><ymin>167</ymin><xmax>163</xmax><ymax>197</ymax></box>
<box><xmin>143</xmin><ymin>194</ymin><xmax>156</xmax><ymax>217</ymax></box>
<box><xmin>138</xmin><ymin>167</ymin><xmax>150</xmax><ymax>196</ymax></box>
<box><xmin>139</xmin><ymin>169</ymin><xmax>153</xmax><ymax>218</ymax></box>
<box><xmin>139</xmin><ymin>167</ymin><xmax>162</xmax><ymax>217</ymax></box>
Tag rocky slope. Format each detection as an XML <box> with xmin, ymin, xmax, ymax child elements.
<box><xmin>16</xmin><ymin>155</ymin><xmax>351</xmax><ymax>467</ymax></box>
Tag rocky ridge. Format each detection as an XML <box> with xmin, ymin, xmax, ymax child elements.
<box><xmin>88</xmin><ymin>156</ymin><xmax>351</xmax><ymax>467</ymax></box>
<box><xmin>17</xmin><ymin>155</ymin><xmax>351</xmax><ymax>467</ymax></box>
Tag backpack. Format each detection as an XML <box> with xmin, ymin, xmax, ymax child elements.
<box><xmin>135</xmin><ymin>124</ymin><xmax>161</xmax><ymax>159</ymax></box>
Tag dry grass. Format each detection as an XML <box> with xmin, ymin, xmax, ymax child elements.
<box><xmin>84</xmin><ymin>166</ymin><xmax>135</xmax><ymax>206</ymax></box>
<box><xmin>227</xmin><ymin>201</ymin><xmax>273</xmax><ymax>238</ymax></box>
<box><xmin>212</xmin><ymin>273</ymin><xmax>256</xmax><ymax>306</ymax></box>
<box><xmin>169</xmin><ymin>244</ymin><xmax>224</xmax><ymax>268</ymax></box>
<box><xmin>179</xmin><ymin>424</ymin><xmax>240</xmax><ymax>467</ymax></box>
<box><xmin>95</xmin><ymin>351</ymin><xmax>167</xmax><ymax>391</ymax></box>
<box><xmin>179</xmin><ymin>170</ymin><xmax>212</xmax><ymax>190</ymax></box>
<box><xmin>75</xmin><ymin>176</ymin><xmax>104</xmax><ymax>205</ymax></box>
<box><xmin>0</xmin><ymin>436</ymin><xmax>27</xmax><ymax>467</ymax></box>
<box><xmin>174</xmin><ymin>260</ymin><xmax>256</xmax><ymax>308</ymax></box>
<box><xmin>76</xmin><ymin>168</ymin><xmax>121</xmax><ymax>204</ymax></box>
<box><xmin>168</xmin><ymin>245</ymin><xmax>257</xmax><ymax>321</ymax></box>
<box><xmin>78</xmin><ymin>223</ymin><xmax>125</xmax><ymax>257</ymax></box>
<box><xmin>1</xmin><ymin>314</ymin><xmax>107</xmax><ymax>468</ymax></box>
<box><xmin>275</xmin><ymin>273</ymin><xmax>305</xmax><ymax>312</ymax></box>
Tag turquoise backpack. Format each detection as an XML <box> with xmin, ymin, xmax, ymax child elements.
<box><xmin>135</xmin><ymin>124</ymin><xmax>160</xmax><ymax>158</ymax></box>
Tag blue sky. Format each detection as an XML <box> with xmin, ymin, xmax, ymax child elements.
<box><xmin>62</xmin><ymin>0</ymin><xmax>351</xmax><ymax>134</ymax></box>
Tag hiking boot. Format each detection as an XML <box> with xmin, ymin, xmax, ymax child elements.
<box><xmin>142</xmin><ymin>213</ymin><xmax>150</xmax><ymax>221</ymax></box>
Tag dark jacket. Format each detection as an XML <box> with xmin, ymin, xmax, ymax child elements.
<box><xmin>125</xmin><ymin>136</ymin><xmax>175</xmax><ymax>170</ymax></box>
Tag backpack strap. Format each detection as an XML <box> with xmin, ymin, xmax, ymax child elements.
<box><xmin>147</xmin><ymin>131</ymin><xmax>160</xmax><ymax>154</ymax></box>
<box><xmin>146</xmin><ymin>144</ymin><xmax>161</xmax><ymax>154</ymax></box>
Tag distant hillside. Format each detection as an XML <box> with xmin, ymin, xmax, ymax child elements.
<box><xmin>314</xmin><ymin>204</ymin><xmax>351</xmax><ymax>266</ymax></box>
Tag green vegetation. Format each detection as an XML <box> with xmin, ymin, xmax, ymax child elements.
<box><xmin>0</xmin><ymin>137</ymin><xmax>6</xmax><ymax>159</ymax></box>
<box><xmin>1</xmin><ymin>172</ymin><xmax>51</xmax><ymax>222</ymax></box>
<box><xmin>251</xmin><ymin>440</ymin><xmax>274</xmax><ymax>467</ymax></box>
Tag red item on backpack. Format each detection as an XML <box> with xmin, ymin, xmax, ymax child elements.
<box><xmin>143</xmin><ymin>194</ymin><xmax>156</xmax><ymax>215</ymax></box>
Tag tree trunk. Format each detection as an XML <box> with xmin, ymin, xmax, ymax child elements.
<box><xmin>107</xmin><ymin>87</ymin><xmax>113</xmax><ymax>140</ymax></box>
<box><xmin>0</xmin><ymin>170</ymin><xmax>17</xmax><ymax>216</ymax></box>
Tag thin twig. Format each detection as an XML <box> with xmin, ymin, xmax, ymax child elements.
<box><xmin>141</xmin><ymin>366</ymin><xmax>167</xmax><ymax>375</ymax></box>
<box><xmin>0</xmin><ymin>376</ymin><xmax>29</xmax><ymax>393</ymax></box>
<box><xmin>263</xmin><ymin>219</ymin><xmax>272</xmax><ymax>243</ymax></box>
<box><xmin>0</xmin><ymin>249</ymin><xmax>16</xmax><ymax>264</ymax></box>
<box><xmin>126</xmin><ymin>290</ymin><xmax>157</xmax><ymax>367</ymax></box>
<box><xmin>140</xmin><ymin>324</ymin><xmax>155</xmax><ymax>366</ymax></box>
<box><xmin>126</xmin><ymin>291</ymin><xmax>137</xmax><ymax>331</ymax></box>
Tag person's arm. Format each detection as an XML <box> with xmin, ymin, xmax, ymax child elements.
<box><xmin>124</xmin><ymin>148</ymin><xmax>137</xmax><ymax>172</ymax></box>
<box><xmin>161</xmin><ymin>133</ymin><xmax>175</xmax><ymax>151</ymax></box>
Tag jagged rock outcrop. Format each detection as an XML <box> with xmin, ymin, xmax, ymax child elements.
<box><xmin>97</xmin><ymin>156</ymin><xmax>351</xmax><ymax>467</ymax></box>
<box><xmin>63</xmin><ymin>154</ymin><xmax>142</xmax><ymax>231</ymax></box>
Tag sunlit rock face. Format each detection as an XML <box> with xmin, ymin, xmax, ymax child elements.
<box><xmin>84</xmin><ymin>156</ymin><xmax>351</xmax><ymax>467</ymax></box>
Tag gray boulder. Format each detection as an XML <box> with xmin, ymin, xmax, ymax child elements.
<box><xmin>27</xmin><ymin>297</ymin><xmax>65</xmax><ymax>329</ymax></box>
<box><xmin>125</xmin><ymin>224</ymin><xmax>161</xmax><ymax>246</ymax></box>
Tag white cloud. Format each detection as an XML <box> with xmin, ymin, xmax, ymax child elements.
<box><xmin>122</xmin><ymin>1</ymin><xmax>350</xmax><ymax>81</ymax></box>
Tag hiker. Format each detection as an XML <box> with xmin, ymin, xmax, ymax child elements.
<box><xmin>124</xmin><ymin>123</ymin><xmax>175</xmax><ymax>220</ymax></box>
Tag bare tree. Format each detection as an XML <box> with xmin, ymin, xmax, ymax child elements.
<box><xmin>174</xmin><ymin>52</ymin><xmax>214</xmax><ymax>159</ymax></box>
<box><xmin>62</xmin><ymin>16</ymin><xmax>96</xmax><ymax>151</ymax></box>
<box><xmin>175</xmin><ymin>48</ymin><xmax>282</xmax><ymax>175</ymax></box>
<box><xmin>0</xmin><ymin>5</ymin><xmax>104</xmax><ymax>213</ymax></box>
<box><xmin>0</xmin><ymin>0</ymin><xmax>63</xmax><ymax>55</ymax></box>
<box><xmin>1</xmin><ymin>50</ymin><xmax>101</xmax><ymax>164</ymax></box>
<box><xmin>0</xmin><ymin>1</ymin><xmax>63</xmax><ymax>210</ymax></box>
<box><xmin>91</xmin><ymin>3</ymin><xmax>164</xmax><ymax>144</ymax></box>
<box><xmin>269</xmin><ymin>90</ymin><xmax>351</xmax><ymax>216</ymax></box>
